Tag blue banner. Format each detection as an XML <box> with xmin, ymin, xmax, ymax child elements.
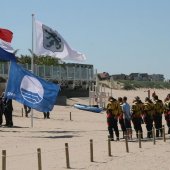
<box><xmin>0</xmin><ymin>47</ymin><xmax>16</xmax><ymax>61</ymax></box>
<box><xmin>5</xmin><ymin>62</ymin><xmax>60</xmax><ymax>112</ymax></box>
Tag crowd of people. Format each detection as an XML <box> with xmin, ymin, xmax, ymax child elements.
<box><xmin>106</xmin><ymin>93</ymin><xmax>170</xmax><ymax>141</ymax></box>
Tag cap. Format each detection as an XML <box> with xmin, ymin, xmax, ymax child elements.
<box><xmin>152</xmin><ymin>91</ymin><xmax>156</xmax><ymax>97</ymax></box>
<box><xmin>145</xmin><ymin>97</ymin><xmax>149</xmax><ymax>102</ymax></box>
<box><xmin>135</xmin><ymin>96</ymin><xmax>140</xmax><ymax>100</ymax></box>
<box><xmin>108</xmin><ymin>96</ymin><xmax>114</xmax><ymax>102</ymax></box>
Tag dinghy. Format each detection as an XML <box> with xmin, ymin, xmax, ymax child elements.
<box><xmin>74</xmin><ymin>103</ymin><xmax>103</xmax><ymax>113</ymax></box>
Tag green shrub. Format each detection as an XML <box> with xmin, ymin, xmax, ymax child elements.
<box><xmin>119</xmin><ymin>80</ymin><xmax>170</xmax><ymax>89</ymax></box>
<box><xmin>123</xmin><ymin>83</ymin><xmax>136</xmax><ymax>90</ymax></box>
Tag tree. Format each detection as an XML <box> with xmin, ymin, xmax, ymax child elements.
<box><xmin>17</xmin><ymin>55</ymin><xmax>65</xmax><ymax>66</ymax></box>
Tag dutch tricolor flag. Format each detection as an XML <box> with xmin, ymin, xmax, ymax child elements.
<box><xmin>0</xmin><ymin>28</ymin><xmax>16</xmax><ymax>61</ymax></box>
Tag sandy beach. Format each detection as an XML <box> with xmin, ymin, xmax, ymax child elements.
<box><xmin>0</xmin><ymin>88</ymin><xmax>170</xmax><ymax>170</ymax></box>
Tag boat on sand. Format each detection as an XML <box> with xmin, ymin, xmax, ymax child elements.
<box><xmin>74</xmin><ymin>103</ymin><xmax>103</xmax><ymax>113</ymax></box>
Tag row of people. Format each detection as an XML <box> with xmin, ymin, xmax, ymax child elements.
<box><xmin>106</xmin><ymin>94</ymin><xmax>170</xmax><ymax>141</ymax></box>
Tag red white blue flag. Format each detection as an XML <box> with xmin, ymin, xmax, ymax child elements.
<box><xmin>0</xmin><ymin>28</ymin><xmax>16</xmax><ymax>61</ymax></box>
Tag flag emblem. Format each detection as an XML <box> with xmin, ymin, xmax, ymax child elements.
<box><xmin>42</xmin><ymin>24</ymin><xmax>64</xmax><ymax>52</ymax></box>
<box><xmin>20</xmin><ymin>75</ymin><xmax>44</xmax><ymax>104</ymax></box>
<box><xmin>35</xmin><ymin>20</ymin><xmax>86</xmax><ymax>61</ymax></box>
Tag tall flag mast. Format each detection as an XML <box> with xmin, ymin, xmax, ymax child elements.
<box><xmin>31</xmin><ymin>13</ymin><xmax>35</xmax><ymax>73</ymax></box>
<box><xmin>31</xmin><ymin>13</ymin><xmax>35</xmax><ymax>127</ymax></box>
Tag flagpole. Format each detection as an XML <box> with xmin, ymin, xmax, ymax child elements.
<box><xmin>31</xmin><ymin>13</ymin><xmax>35</xmax><ymax>128</ymax></box>
<box><xmin>31</xmin><ymin>13</ymin><xmax>34</xmax><ymax>72</ymax></box>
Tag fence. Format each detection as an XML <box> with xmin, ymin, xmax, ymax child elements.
<box><xmin>0</xmin><ymin>62</ymin><xmax>95</xmax><ymax>88</ymax></box>
<box><xmin>1</xmin><ymin>124</ymin><xmax>169</xmax><ymax>170</ymax></box>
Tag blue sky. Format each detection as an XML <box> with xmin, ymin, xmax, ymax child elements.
<box><xmin>1</xmin><ymin>0</ymin><xmax>170</xmax><ymax>79</ymax></box>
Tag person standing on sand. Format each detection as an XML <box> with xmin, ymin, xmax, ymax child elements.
<box><xmin>23</xmin><ymin>104</ymin><xmax>31</xmax><ymax>117</ymax></box>
<box><xmin>43</xmin><ymin>112</ymin><xmax>50</xmax><ymax>119</ymax></box>
<box><xmin>152</xmin><ymin>95</ymin><xmax>164</xmax><ymax>137</ymax></box>
<box><xmin>122</xmin><ymin>96</ymin><xmax>132</xmax><ymax>139</ymax></box>
<box><xmin>143</xmin><ymin>97</ymin><xmax>154</xmax><ymax>138</ymax></box>
<box><xmin>118</xmin><ymin>97</ymin><xmax>126</xmax><ymax>139</ymax></box>
<box><xmin>106</xmin><ymin>96</ymin><xmax>121</xmax><ymax>141</ymax></box>
<box><xmin>0</xmin><ymin>96</ymin><xmax>4</xmax><ymax>126</ymax></box>
<box><xmin>131</xmin><ymin>96</ymin><xmax>144</xmax><ymax>138</ymax></box>
<box><xmin>163</xmin><ymin>95</ymin><xmax>170</xmax><ymax>134</ymax></box>
<box><xmin>3</xmin><ymin>98</ymin><xmax>13</xmax><ymax>127</ymax></box>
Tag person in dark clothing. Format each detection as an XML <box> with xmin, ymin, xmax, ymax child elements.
<box><xmin>164</xmin><ymin>94</ymin><xmax>170</xmax><ymax>134</ymax></box>
<box><xmin>118</xmin><ymin>97</ymin><xmax>126</xmax><ymax>139</ymax></box>
<box><xmin>3</xmin><ymin>98</ymin><xmax>13</xmax><ymax>127</ymax></box>
<box><xmin>106</xmin><ymin>96</ymin><xmax>121</xmax><ymax>141</ymax></box>
<box><xmin>164</xmin><ymin>96</ymin><xmax>170</xmax><ymax>134</ymax></box>
<box><xmin>143</xmin><ymin>97</ymin><xmax>154</xmax><ymax>138</ymax></box>
<box><xmin>0</xmin><ymin>92</ymin><xmax>5</xmax><ymax>126</ymax></box>
<box><xmin>0</xmin><ymin>97</ymin><xmax>4</xmax><ymax>126</ymax></box>
<box><xmin>23</xmin><ymin>104</ymin><xmax>31</xmax><ymax>117</ymax></box>
<box><xmin>43</xmin><ymin>112</ymin><xmax>50</xmax><ymax>119</ymax></box>
<box><xmin>153</xmin><ymin>95</ymin><xmax>164</xmax><ymax>137</ymax></box>
<box><xmin>131</xmin><ymin>96</ymin><xmax>144</xmax><ymax>138</ymax></box>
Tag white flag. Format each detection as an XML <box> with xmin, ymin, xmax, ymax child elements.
<box><xmin>35</xmin><ymin>20</ymin><xmax>86</xmax><ymax>61</ymax></box>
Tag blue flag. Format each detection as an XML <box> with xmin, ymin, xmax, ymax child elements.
<box><xmin>5</xmin><ymin>62</ymin><xmax>60</xmax><ymax>112</ymax></box>
<box><xmin>0</xmin><ymin>46</ymin><xmax>16</xmax><ymax>61</ymax></box>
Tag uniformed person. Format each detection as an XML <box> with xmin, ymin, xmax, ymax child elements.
<box><xmin>106</xmin><ymin>96</ymin><xmax>121</xmax><ymax>141</ymax></box>
<box><xmin>164</xmin><ymin>94</ymin><xmax>170</xmax><ymax>134</ymax></box>
<box><xmin>118</xmin><ymin>97</ymin><xmax>126</xmax><ymax>139</ymax></box>
<box><xmin>131</xmin><ymin>96</ymin><xmax>144</xmax><ymax>138</ymax></box>
<box><xmin>143</xmin><ymin>97</ymin><xmax>154</xmax><ymax>138</ymax></box>
<box><xmin>153</xmin><ymin>95</ymin><xmax>164</xmax><ymax>137</ymax></box>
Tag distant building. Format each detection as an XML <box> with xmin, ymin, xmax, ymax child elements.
<box><xmin>139</xmin><ymin>73</ymin><xmax>149</xmax><ymax>81</ymax></box>
<box><xmin>149</xmin><ymin>74</ymin><xmax>165</xmax><ymax>82</ymax></box>
<box><xmin>129</xmin><ymin>73</ymin><xmax>140</xmax><ymax>80</ymax></box>
<box><xmin>111</xmin><ymin>74</ymin><xmax>127</xmax><ymax>80</ymax></box>
<box><xmin>128</xmin><ymin>73</ymin><xmax>149</xmax><ymax>81</ymax></box>
<box><xmin>111</xmin><ymin>72</ymin><xmax>164</xmax><ymax>82</ymax></box>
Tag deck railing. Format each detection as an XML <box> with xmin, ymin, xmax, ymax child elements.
<box><xmin>0</xmin><ymin>62</ymin><xmax>95</xmax><ymax>88</ymax></box>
